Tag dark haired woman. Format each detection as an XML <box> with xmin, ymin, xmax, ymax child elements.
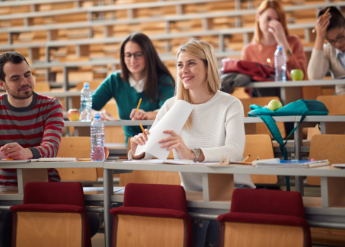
<box><xmin>308</xmin><ymin>6</ymin><xmax>345</xmax><ymax>94</ymax></box>
<box><xmin>92</xmin><ymin>33</ymin><xmax>175</xmax><ymax>141</ymax></box>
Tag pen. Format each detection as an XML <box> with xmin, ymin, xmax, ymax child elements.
<box><xmin>243</xmin><ymin>155</ymin><xmax>250</xmax><ymax>162</ymax></box>
<box><xmin>312</xmin><ymin>8</ymin><xmax>330</xmax><ymax>33</ymax></box>
<box><xmin>139</xmin><ymin>122</ymin><xmax>145</xmax><ymax>133</ymax></box>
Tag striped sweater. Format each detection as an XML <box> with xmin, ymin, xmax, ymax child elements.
<box><xmin>0</xmin><ymin>92</ymin><xmax>64</xmax><ymax>186</ymax></box>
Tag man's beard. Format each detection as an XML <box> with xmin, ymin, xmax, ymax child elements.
<box><xmin>6</xmin><ymin>84</ymin><xmax>33</xmax><ymax>100</ymax></box>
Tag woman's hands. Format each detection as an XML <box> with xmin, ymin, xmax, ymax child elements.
<box><xmin>159</xmin><ymin>130</ymin><xmax>196</xmax><ymax>160</ymax></box>
<box><xmin>130</xmin><ymin>109</ymin><xmax>148</xmax><ymax>120</ymax></box>
<box><xmin>268</xmin><ymin>20</ymin><xmax>288</xmax><ymax>47</ymax></box>
<box><xmin>131</xmin><ymin>129</ymin><xmax>205</xmax><ymax>161</ymax></box>
<box><xmin>315</xmin><ymin>13</ymin><xmax>332</xmax><ymax>50</ymax></box>
<box><xmin>130</xmin><ymin>109</ymin><xmax>158</xmax><ymax>120</ymax></box>
<box><xmin>130</xmin><ymin>129</ymin><xmax>150</xmax><ymax>158</ymax></box>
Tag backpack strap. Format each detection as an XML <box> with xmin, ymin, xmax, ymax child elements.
<box><xmin>258</xmin><ymin>115</ymin><xmax>288</xmax><ymax>160</ymax></box>
<box><xmin>284</xmin><ymin>112</ymin><xmax>308</xmax><ymax>144</ymax></box>
<box><xmin>258</xmin><ymin>115</ymin><xmax>291</xmax><ymax>190</ymax></box>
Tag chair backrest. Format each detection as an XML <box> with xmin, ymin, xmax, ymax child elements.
<box><xmin>23</xmin><ymin>182</ymin><xmax>85</xmax><ymax>207</ymax></box>
<box><xmin>309</xmin><ymin>134</ymin><xmax>345</xmax><ymax>163</ymax></box>
<box><xmin>244</xmin><ymin>134</ymin><xmax>277</xmax><ymax>184</ymax></box>
<box><xmin>57</xmin><ymin>137</ymin><xmax>91</xmax><ymax>158</ymax></box>
<box><xmin>230</xmin><ymin>189</ymin><xmax>305</xmax><ymax>219</ymax></box>
<box><xmin>120</xmin><ymin>138</ymin><xmax>180</xmax><ymax>186</ymax></box>
<box><xmin>240</xmin><ymin>97</ymin><xmax>281</xmax><ymax>117</ymax></box>
<box><xmin>243</xmin><ymin>134</ymin><xmax>274</xmax><ymax>161</ymax></box>
<box><xmin>239</xmin><ymin>97</ymin><xmax>286</xmax><ymax>138</ymax></box>
<box><xmin>34</xmin><ymin>82</ymin><xmax>50</xmax><ymax>92</ymax></box>
<box><xmin>317</xmin><ymin>95</ymin><xmax>345</xmax><ymax>115</ymax></box>
<box><xmin>123</xmin><ymin>183</ymin><xmax>188</xmax><ymax>212</ymax></box>
<box><xmin>56</xmin><ymin>137</ymin><xmax>98</xmax><ymax>181</ymax></box>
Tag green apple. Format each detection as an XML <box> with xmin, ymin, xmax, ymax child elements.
<box><xmin>290</xmin><ymin>69</ymin><xmax>304</xmax><ymax>81</ymax></box>
<box><xmin>267</xmin><ymin>100</ymin><xmax>283</xmax><ymax>111</ymax></box>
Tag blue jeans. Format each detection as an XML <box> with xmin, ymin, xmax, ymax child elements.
<box><xmin>192</xmin><ymin>219</ymin><xmax>220</xmax><ymax>247</ymax></box>
<box><xmin>191</xmin><ymin>185</ymin><xmax>250</xmax><ymax>247</ymax></box>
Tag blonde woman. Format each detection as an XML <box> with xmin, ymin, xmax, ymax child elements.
<box><xmin>130</xmin><ymin>39</ymin><xmax>254</xmax><ymax>246</ymax></box>
<box><xmin>241</xmin><ymin>0</ymin><xmax>307</xmax><ymax>80</ymax></box>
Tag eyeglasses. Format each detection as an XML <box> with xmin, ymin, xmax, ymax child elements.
<box><xmin>123</xmin><ymin>52</ymin><xmax>144</xmax><ymax>60</ymax></box>
<box><xmin>327</xmin><ymin>29</ymin><xmax>345</xmax><ymax>45</ymax></box>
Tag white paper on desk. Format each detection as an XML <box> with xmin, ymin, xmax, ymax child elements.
<box><xmin>135</xmin><ymin>100</ymin><xmax>193</xmax><ymax>160</ymax></box>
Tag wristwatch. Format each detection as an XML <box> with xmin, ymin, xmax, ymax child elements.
<box><xmin>286</xmin><ymin>48</ymin><xmax>292</xmax><ymax>57</ymax></box>
<box><xmin>192</xmin><ymin>148</ymin><xmax>201</xmax><ymax>162</ymax></box>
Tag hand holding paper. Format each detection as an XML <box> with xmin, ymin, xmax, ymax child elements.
<box><xmin>135</xmin><ymin>100</ymin><xmax>193</xmax><ymax>160</ymax></box>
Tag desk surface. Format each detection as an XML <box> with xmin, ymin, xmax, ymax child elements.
<box><xmin>105</xmin><ymin>161</ymin><xmax>345</xmax><ymax>177</ymax></box>
<box><xmin>247</xmin><ymin>79</ymin><xmax>345</xmax><ymax>88</ymax></box>
<box><xmin>63</xmin><ymin>115</ymin><xmax>345</xmax><ymax>127</ymax></box>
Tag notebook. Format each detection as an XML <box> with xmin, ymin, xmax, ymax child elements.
<box><xmin>253</xmin><ymin>159</ymin><xmax>330</xmax><ymax>168</ymax></box>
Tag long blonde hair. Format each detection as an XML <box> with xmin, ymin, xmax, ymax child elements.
<box><xmin>253</xmin><ymin>0</ymin><xmax>289</xmax><ymax>43</ymax></box>
<box><xmin>175</xmin><ymin>39</ymin><xmax>220</xmax><ymax>128</ymax></box>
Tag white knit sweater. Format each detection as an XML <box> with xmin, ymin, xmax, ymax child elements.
<box><xmin>147</xmin><ymin>91</ymin><xmax>255</xmax><ymax>190</ymax></box>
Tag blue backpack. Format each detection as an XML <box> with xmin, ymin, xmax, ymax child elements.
<box><xmin>248</xmin><ymin>99</ymin><xmax>329</xmax><ymax>160</ymax></box>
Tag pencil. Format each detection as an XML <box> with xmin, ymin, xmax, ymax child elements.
<box><xmin>312</xmin><ymin>8</ymin><xmax>330</xmax><ymax>33</ymax></box>
<box><xmin>139</xmin><ymin>122</ymin><xmax>145</xmax><ymax>133</ymax></box>
<box><xmin>243</xmin><ymin>155</ymin><xmax>250</xmax><ymax>162</ymax></box>
<box><xmin>136</xmin><ymin>98</ymin><xmax>142</xmax><ymax>111</ymax></box>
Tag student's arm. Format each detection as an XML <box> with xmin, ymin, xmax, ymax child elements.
<box><xmin>30</xmin><ymin>99</ymin><xmax>64</xmax><ymax>158</ymax></box>
<box><xmin>285</xmin><ymin>37</ymin><xmax>308</xmax><ymax>80</ymax></box>
<box><xmin>200</xmin><ymin>99</ymin><xmax>245</xmax><ymax>162</ymax></box>
<box><xmin>308</xmin><ymin>47</ymin><xmax>330</xmax><ymax>80</ymax></box>
<box><xmin>308</xmin><ymin>14</ymin><xmax>332</xmax><ymax>80</ymax></box>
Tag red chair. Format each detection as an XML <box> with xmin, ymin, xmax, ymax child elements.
<box><xmin>110</xmin><ymin>183</ymin><xmax>193</xmax><ymax>247</ymax></box>
<box><xmin>10</xmin><ymin>182</ymin><xmax>92</xmax><ymax>247</ymax></box>
<box><xmin>217</xmin><ymin>189</ymin><xmax>311</xmax><ymax>247</ymax></box>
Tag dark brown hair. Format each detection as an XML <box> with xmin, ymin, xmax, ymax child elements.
<box><xmin>0</xmin><ymin>52</ymin><xmax>29</xmax><ymax>82</ymax></box>
<box><xmin>319</xmin><ymin>6</ymin><xmax>345</xmax><ymax>31</ymax></box>
<box><xmin>120</xmin><ymin>33</ymin><xmax>175</xmax><ymax>102</ymax></box>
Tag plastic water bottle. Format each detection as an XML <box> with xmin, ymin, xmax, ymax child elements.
<box><xmin>274</xmin><ymin>45</ymin><xmax>286</xmax><ymax>82</ymax></box>
<box><xmin>80</xmin><ymin>82</ymin><xmax>92</xmax><ymax>122</ymax></box>
<box><xmin>91</xmin><ymin>113</ymin><xmax>105</xmax><ymax>161</ymax></box>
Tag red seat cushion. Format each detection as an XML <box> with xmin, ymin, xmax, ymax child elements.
<box><xmin>111</xmin><ymin>183</ymin><xmax>193</xmax><ymax>247</ymax></box>
<box><xmin>123</xmin><ymin>183</ymin><xmax>188</xmax><ymax>212</ymax></box>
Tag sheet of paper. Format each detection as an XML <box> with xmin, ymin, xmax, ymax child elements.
<box><xmin>135</xmin><ymin>100</ymin><xmax>193</xmax><ymax>160</ymax></box>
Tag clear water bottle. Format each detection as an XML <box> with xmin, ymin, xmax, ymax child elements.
<box><xmin>91</xmin><ymin>113</ymin><xmax>105</xmax><ymax>161</ymax></box>
<box><xmin>274</xmin><ymin>45</ymin><xmax>286</xmax><ymax>82</ymax></box>
<box><xmin>80</xmin><ymin>82</ymin><xmax>92</xmax><ymax>122</ymax></box>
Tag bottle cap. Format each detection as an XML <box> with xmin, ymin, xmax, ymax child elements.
<box><xmin>94</xmin><ymin>113</ymin><xmax>101</xmax><ymax>119</ymax></box>
<box><xmin>84</xmin><ymin>82</ymin><xmax>90</xmax><ymax>89</ymax></box>
<box><xmin>277</xmin><ymin>45</ymin><xmax>283</xmax><ymax>51</ymax></box>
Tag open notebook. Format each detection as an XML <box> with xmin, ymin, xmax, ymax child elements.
<box><xmin>253</xmin><ymin>158</ymin><xmax>330</xmax><ymax>168</ymax></box>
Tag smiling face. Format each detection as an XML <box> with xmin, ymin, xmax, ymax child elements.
<box><xmin>326</xmin><ymin>26</ymin><xmax>345</xmax><ymax>52</ymax></box>
<box><xmin>123</xmin><ymin>41</ymin><xmax>146</xmax><ymax>79</ymax></box>
<box><xmin>0</xmin><ymin>61</ymin><xmax>34</xmax><ymax>100</ymax></box>
<box><xmin>177</xmin><ymin>51</ymin><xmax>208</xmax><ymax>91</ymax></box>
<box><xmin>257</xmin><ymin>7</ymin><xmax>279</xmax><ymax>36</ymax></box>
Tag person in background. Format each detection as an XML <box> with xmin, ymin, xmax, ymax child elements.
<box><xmin>0</xmin><ymin>52</ymin><xmax>98</xmax><ymax>247</ymax></box>
<box><xmin>130</xmin><ymin>39</ymin><xmax>255</xmax><ymax>247</ymax></box>
<box><xmin>92</xmin><ymin>32</ymin><xmax>175</xmax><ymax>142</ymax></box>
<box><xmin>308</xmin><ymin>6</ymin><xmax>345</xmax><ymax>95</ymax></box>
<box><xmin>241</xmin><ymin>0</ymin><xmax>307</xmax><ymax>82</ymax></box>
